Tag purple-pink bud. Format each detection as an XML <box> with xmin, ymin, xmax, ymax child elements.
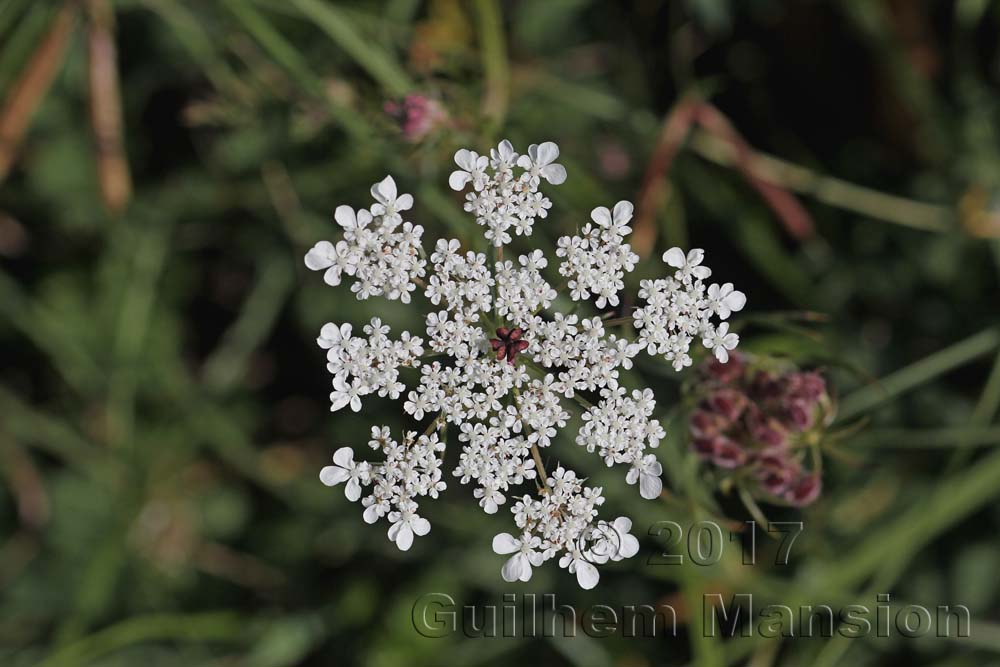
<box><xmin>744</xmin><ymin>405</ymin><xmax>787</xmax><ymax>448</ymax></box>
<box><xmin>690</xmin><ymin>409</ymin><xmax>725</xmax><ymax>438</ymax></box>
<box><xmin>754</xmin><ymin>449</ymin><xmax>799</xmax><ymax>496</ymax></box>
<box><xmin>782</xmin><ymin>398</ymin><xmax>815</xmax><ymax>432</ymax></box>
<box><xmin>704</xmin><ymin>352</ymin><xmax>745</xmax><ymax>384</ymax></box>
<box><xmin>707</xmin><ymin>388</ymin><xmax>748</xmax><ymax>421</ymax></box>
<box><xmin>785</xmin><ymin>473</ymin><xmax>822</xmax><ymax>507</ymax></box>
<box><xmin>711</xmin><ymin>436</ymin><xmax>748</xmax><ymax>469</ymax></box>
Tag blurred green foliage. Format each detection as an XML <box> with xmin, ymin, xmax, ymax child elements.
<box><xmin>1</xmin><ymin>1</ymin><xmax>1000</xmax><ymax>666</ymax></box>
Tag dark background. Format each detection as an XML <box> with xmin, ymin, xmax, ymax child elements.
<box><xmin>1</xmin><ymin>1</ymin><xmax>999</xmax><ymax>665</ymax></box>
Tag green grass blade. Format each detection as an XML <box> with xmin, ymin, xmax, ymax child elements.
<box><xmin>220</xmin><ymin>0</ymin><xmax>370</xmax><ymax>140</ymax></box>
<box><xmin>851</xmin><ymin>425</ymin><xmax>1000</xmax><ymax>448</ymax></box>
<box><xmin>41</xmin><ymin>612</ymin><xmax>250</xmax><ymax>667</ymax></box>
<box><xmin>201</xmin><ymin>254</ymin><xmax>294</xmax><ymax>393</ymax></box>
<box><xmin>289</xmin><ymin>0</ymin><xmax>414</xmax><ymax>95</ymax></box>
<box><xmin>838</xmin><ymin>326</ymin><xmax>1000</xmax><ymax>422</ymax></box>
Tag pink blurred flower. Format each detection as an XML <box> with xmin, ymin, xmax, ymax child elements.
<box><xmin>384</xmin><ymin>94</ymin><xmax>448</xmax><ymax>143</ymax></box>
<box><xmin>597</xmin><ymin>140</ymin><xmax>631</xmax><ymax>179</ymax></box>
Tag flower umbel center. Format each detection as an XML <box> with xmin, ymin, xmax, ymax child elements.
<box><xmin>490</xmin><ymin>326</ymin><xmax>529</xmax><ymax>365</ymax></box>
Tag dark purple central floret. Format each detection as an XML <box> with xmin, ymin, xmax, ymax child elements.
<box><xmin>489</xmin><ymin>326</ymin><xmax>529</xmax><ymax>365</ymax></box>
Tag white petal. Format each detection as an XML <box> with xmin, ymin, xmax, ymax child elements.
<box><xmin>349</xmin><ymin>395</ymin><xmax>362</xmax><ymax>412</ymax></box>
<box><xmin>411</xmin><ymin>517</ymin><xmax>430</xmax><ymax>536</ymax></box>
<box><xmin>318</xmin><ymin>323</ymin><xmax>339</xmax><ymax>346</ymax></box>
<box><xmin>448</xmin><ymin>170</ymin><xmax>471</xmax><ymax>191</ymax></box>
<box><xmin>387</xmin><ymin>521</ymin><xmax>401</xmax><ymax>541</ymax></box>
<box><xmin>663</xmin><ymin>247</ymin><xmax>686</xmax><ymax>268</ymax></box>
<box><xmin>372</xmin><ymin>175</ymin><xmax>396</xmax><ymax>202</ymax></box>
<box><xmin>535</xmin><ymin>141</ymin><xmax>559</xmax><ymax>166</ymax></box>
<box><xmin>501</xmin><ymin>553</ymin><xmax>527</xmax><ymax>582</ymax></box>
<box><xmin>345</xmin><ymin>479</ymin><xmax>362</xmax><ymax>501</ymax></box>
<box><xmin>332</xmin><ymin>446</ymin><xmax>354</xmax><ymax>467</ymax></box>
<box><xmin>541</xmin><ymin>163</ymin><xmax>566</xmax><ymax>185</ymax></box>
<box><xmin>334</xmin><ymin>205</ymin><xmax>357</xmax><ymax>229</ymax></box>
<box><xmin>396</xmin><ymin>193</ymin><xmax>413</xmax><ymax>211</ymax></box>
<box><xmin>646</xmin><ymin>457</ymin><xmax>663</xmax><ymax>476</ymax></box>
<box><xmin>612</xmin><ymin>200</ymin><xmax>634</xmax><ymax>223</ymax></box>
<box><xmin>492</xmin><ymin>532</ymin><xmax>520</xmax><ymax>555</ymax></box>
<box><xmin>322</xmin><ymin>266</ymin><xmax>342</xmax><ymax>287</ymax></box>
<box><xmin>613</xmin><ymin>516</ymin><xmax>633</xmax><ymax>533</ymax></box>
<box><xmin>394</xmin><ymin>524</ymin><xmax>414</xmax><ymax>551</ymax></box>
<box><xmin>639</xmin><ymin>471</ymin><xmax>662</xmax><ymax>500</ymax></box>
<box><xmin>330</xmin><ymin>395</ymin><xmax>350</xmax><ymax>412</ymax></box>
<box><xmin>724</xmin><ymin>289</ymin><xmax>747</xmax><ymax>313</ymax></box>
<box><xmin>304</xmin><ymin>241</ymin><xmax>334</xmax><ymax>270</ymax></box>
<box><xmin>590</xmin><ymin>206</ymin><xmax>612</xmax><ymax>227</ymax></box>
<box><xmin>618</xmin><ymin>534</ymin><xmax>640</xmax><ymax>559</ymax></box>
<box><xmin>454</xmin><ymin>148</ymin><xmax>473</xmax><ymax>169</ymax></box>
<box><xmin>363</xmin><ymin>505</ymin><xmax>380</xmax><ymax>524</ymax></box>
<box><xmin>575</xmin><ymin>560</ymin><xmax>600</xmax><ymax>590</ymax></box>
<box><xmin>319</xmin><ymin>466</ymin><xmax>349</xmax><ymax>486</ymax></box>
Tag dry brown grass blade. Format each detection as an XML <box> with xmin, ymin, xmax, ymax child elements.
<box><xmin>631</xmin><ymin>97</ymin><xmax>698</xmax><ymax>258</ymax></box>
<box><xmin>194</xmin><ymin>541</ymin><xmax>287</xmax><ymax>591</ymax></box>
<box><xmin>692</xmin><ymin>102</ymin><xmax>817</xmax><ymax>242</ymax></box>
<box><xmin>1</xmin><ymin>439</ymin><xmax>51</xmax><ymax>529</ymax></box>
<box><xmin>88</xmin><ymin>0</ymin><xmax>131</xmax><ymax>215</ymax></box>
<box><xmin>632</xmin><ymin>97</ymin><xmax>818</xmax><ymax>257</ymax></box>
<box><xmin>0</xmin><ymin>2</ymin><xmax>79</xmax><ymax>182</ymax></box>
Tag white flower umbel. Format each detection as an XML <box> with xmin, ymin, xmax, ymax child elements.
<box><xmin>556</xmin><ymin>200</ymin><xmax>638</xmax><ymax>308</ymax></box>
<box><xmin>633</xmin><ymin>248</ymin><xmax>747</xmax><ymax>371</ymax></box>
<box><xmin>305</xmin><ymin>176</ymin><xmax>426</xmax><ymax>303</ymax></box>
<box><xmin>450</xmin><ymin>139</ymin><xmax>560</xmax><ymax>246</ymax></box>
<box><xmin>320</xmin><ymin>318</ymin><xmax>423</xmax><ymax>413</ymax></box>
<box><xmin>578</xmin><ymin>387</ymin><xmax>666</xmax><ymax>499</ymax></box>
<box><xmin>308</xmin><ymin>140</ymin><xmax>746</xmax><ymax>587</ymax></box>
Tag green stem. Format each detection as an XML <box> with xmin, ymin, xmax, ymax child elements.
<box><xmin>472</xmin><ymin>0</ymin><xmax>508</xmax><ymax>131</ymax></box>
<box><xmin>513</xmin><ymin>385</ymin><xmax>548</xmax><ymax>488</ymax></box>
<box><xmin>602</xmin><ymin>315</ymin><xmax>634</xmax><ymax>328</ymax></box>
<box><xmin>947</xmin><ymin>347</ymin><xmax>1000</xmax><ymax>471</ymax></box>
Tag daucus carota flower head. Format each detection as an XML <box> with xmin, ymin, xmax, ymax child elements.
<box><xmin>688</xmin><ymin>353</ymin><xmax>830</xmax><ymax>507</ymax></box>
<box><xmin>306</xmin><ymin>139</ymin><xmax>747</xmax><ymax>587</ymax></box>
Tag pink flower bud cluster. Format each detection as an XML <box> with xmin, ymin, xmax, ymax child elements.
<box><xmin>688</xmin><ymin>353</ymin><xmax>828</xmax><ymax>507</ymax></box>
